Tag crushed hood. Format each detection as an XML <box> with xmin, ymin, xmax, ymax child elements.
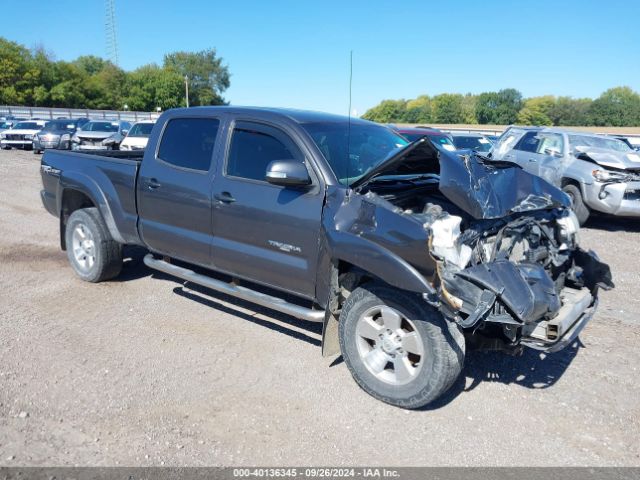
<box><xmin>575</xmin><ymin>146</ymin><xmax>640</xmax><ymax>170</ymax></box>
<box><xmin>353</xmin><ymin>138</ymin><xmax>569</xmax><ymax>219</ymax></box>
<box><xmin>439</xmin><ymin>152</ymin><xmax>570</xmax><ymax>219</ymax></box>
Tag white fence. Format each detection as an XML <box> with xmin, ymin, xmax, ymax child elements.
<box><xmin>0</xmin><ymin>105</ymin><xmax>160</xmax><ymax>123</ymax></box>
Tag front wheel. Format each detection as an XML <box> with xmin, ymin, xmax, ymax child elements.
<box><xmin>65</xmin><ymin>208</ymin><xmax>123</xmax><ymax>282</ymax></box>
<box><xmin>563</xmin><ymin>184</ymin><xmax>590</xmax><ymax>225</ymax></box>
<box><xmin>338</xmin><ymin>283</ymin><xmax>465</xmax><ymax>409</ymax></box>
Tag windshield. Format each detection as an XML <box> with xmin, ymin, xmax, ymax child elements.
<box><xmin>127</xmin><ymin>123</ymin><xmax>154</xmax><ymax>137</ymax></box>
<box><xmin>41</xmin><ymin>121</ymin><xmax>76</xmax><ymax>132</ymax></box>
<box><xmin>13</xmin><ymin>122</ymin><xmax>41</xmax><ymax>130</ymax></box>
<box><xmin>569</xmin><ymin>135</ymin><xmax>632</xmax><ymax>152</ymax></box>
<box><xmin>81</xmin><ymin>121</ymin><xmax>119</xmax><ymax>133</ymax></box>
<box><xmin>452</xmin><ymin>135</ymin><xmax>493</xmax><ymax>152</ymax></box>
<box><xmin>302</xmin><ymin>121</ymin><xmax>408</xmax><ymax>184</ymax></box>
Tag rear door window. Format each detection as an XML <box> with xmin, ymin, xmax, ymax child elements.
<box><xmin>157</xmin><ymin>118</ymin><xmax>220</xmax><ymax>171</ymax></box>
<box><xmin>226</xmin><ymin>121</ymin><xmax>302</xmax><ymax>182</ymax></box>
<box><xmin>536</xmin><ymin>133</ymin><xmax>564</xmax><ymax>156</ymax></box>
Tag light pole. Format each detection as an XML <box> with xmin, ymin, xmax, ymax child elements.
<box><xmin>184</xmin><ymin>75</ymin><xmax>189</xmax><ymax>108</ymax></box>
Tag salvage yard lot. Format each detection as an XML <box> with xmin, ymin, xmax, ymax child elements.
<box><xmin>0</xmin><ymin>149</ymin><xmax>639</xmax><ymax>466</ymax></box>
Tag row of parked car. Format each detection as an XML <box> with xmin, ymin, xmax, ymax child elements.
<box><xmin>0</xmin><ymin>116</ymin><xmax>155</xmax><ymax>153</ymax></box>
<box><xmin>390</xmin><ymin>125</ymin><xmax>640</xmax><ymax>224</ymax></box>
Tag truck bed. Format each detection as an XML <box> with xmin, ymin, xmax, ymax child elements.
<box><xmin>40</xmin><ymin>149</ymin><xmax>144</xmax><ymax>245</ymax></box>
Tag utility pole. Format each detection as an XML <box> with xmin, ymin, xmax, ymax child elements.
<box><xmin>105</xmin><ymin>0</ymin><xmax>119</xmax><ymax>65</ymax></box>
<box><xmin>185</xmin><ymin>75</ymin><xmax>189</xmax><ymax>108</ymax></box>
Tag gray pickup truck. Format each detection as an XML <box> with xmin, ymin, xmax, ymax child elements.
<box><xmin>40</xmin><ymin>107</ymin><xmax>613</xmax><ymax>409</ymax></box>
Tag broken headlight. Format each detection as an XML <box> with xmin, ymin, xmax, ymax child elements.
<box><xmin>592</xmin><ymin>169</ymin><xmax>628</xmax><ymax>183</ymax></box>
<box><xmin>556</xmin><ymin>210</ymin><xmax>580</xmax><ymax>249</ymax></box>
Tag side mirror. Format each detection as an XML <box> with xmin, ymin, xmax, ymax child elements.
<box><xmin>121</xmin><ymin>129</ymin><xmax>129</xmax><ymax>136</ymax></box>
<box><xmin>265</xmin><ymin>160</ymin><xmax>311</xmax><ymax>187</ymax></box>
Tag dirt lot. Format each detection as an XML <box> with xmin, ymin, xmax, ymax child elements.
<box><xmin>0</xmin><ymin>149</ymin><xmax>639</xmax><ymax>467</ymax></box>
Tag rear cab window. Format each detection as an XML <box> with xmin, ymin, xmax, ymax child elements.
<box><xmin>225</xmin><ymin>121</ymin><xmax>303</xmax><ymax>182</ymax></box>
<box><xmin>157</xmin><ymin>118</ymin><xmax>220</xmax><ymax>172</ymax></box>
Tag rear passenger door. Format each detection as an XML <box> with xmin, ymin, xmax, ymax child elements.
<box><xmin>533</xmin><ymin>132</ymin><xmax>565</xmax><ymax>186</ymax></box>
<box><xmin>211</xmin><ymin>120</ymin><xmax>324</xmax><ymax>299</ymax></box>
<box><xmin>137</xmin><ymin>116</ymin><xmax>223</xmax><ymax>266</ymax></box>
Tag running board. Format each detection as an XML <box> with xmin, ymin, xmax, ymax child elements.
<box><xmin>143</xmin><ymin>254</ymin><xmax>325</xmax><ymax>323</ymax></box>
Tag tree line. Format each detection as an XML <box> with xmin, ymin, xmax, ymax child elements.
<box><xmin>362</xmin><ymin>87</ymin><xmax>640</xmax><ymax>127</ymax></box>
<box><xmin>0</xmin><ymin>37</ymin><xmax>230</xmax><ymax>111</ymax></box>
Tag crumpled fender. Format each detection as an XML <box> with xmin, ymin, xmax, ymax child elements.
<box><xmin>327</xmin><ymin>229</ymin><xmax>436</xmax><ymax>294</ymax></box>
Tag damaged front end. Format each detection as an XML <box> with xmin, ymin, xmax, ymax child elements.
<box><xmin>432</xmin><ymin>210</ymin><xmax>613</xmax><ymax>353</ymax></box>
<box><xmin>351</xmin><ymin>140</ymin><xmax>614</xmax><ymax>354</ymax></box>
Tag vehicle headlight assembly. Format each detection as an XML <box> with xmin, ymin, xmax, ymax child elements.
<box><xmin>102</xmin><ymin>136</ymin><xmax>117</xmax><ymax>146</ymax></box>
<box><xmin>71</xmin><ymin>134</ymin><xmax>80</xmax><ymax>143</ymax></box>
<box><xmin>60</xmin><ymin>134</ymin><xmax>71</xmax><ymax>142</ymax></box>
<box><xmin>557</xmin><ymin>210</ymin><xmax>580</xmax><ymax>248</ymax></box>
<box><xmin>0</xmin><ymin>133</ymin><xmax>6</xmax><ymax>139</ymax></box>
<box><xmin>25</xmin><ymin>134</ymin><xmax>34</xmax><ymax>140</ymax></box>
<box><xmin>592</xmin><ymin>169</ymin><xmax>628</xmax><ymax>183</ymax></box>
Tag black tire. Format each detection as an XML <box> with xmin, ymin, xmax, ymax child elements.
<box><xmin>33</xmin><ymin>149</ymin><xmax>42</xmax><ymax>154</ymax></box>
<box><xmin>65</xmin><ymin>208</ymin><xmax>123</xmax><ymax>282</ymax></box>
<box><xmin>562</xmin><ymin>184</ymin><xmax>589</xmax><ymax>225</ymax></box>
<box><xmin>338</xmin><ymin>283</ymin><xmax>465</xmax><ymax>409</ymax></box>
<box><xmin>2</xmin><ymin>146</ymin><xmax>11</xmax><ymax>150</ymax></box>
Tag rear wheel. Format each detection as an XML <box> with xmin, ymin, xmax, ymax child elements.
<box><xmin>563</xmin><ymin>184</ymin><xmax>589</xmax><ymax>225</ymax></box>
<box><xmin>338</xmin><ymin>283</ymin><xmax>465</xmax><ymax>409</ymax></box>
<box><xmin>65</xmin><ymin>208</ymin><xmax>123</xmax><ymax>282</ymax></box>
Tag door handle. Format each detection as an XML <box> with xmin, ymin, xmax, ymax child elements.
<box><xmin>146</xmin><ymin>178</ymin><xmax>162</xmax><ymax>189</ymax></box>
<box><xmin>214</xmin><ymin>191</ymin><xmax>236</xmax><ymax>203</ymax></box>
<box><xmin>147</xmin><ymin>178</ymin><xmax>162</xmax><ymax>190</ymax></box>
<box><xmin>528</xmin><ymin>158</ymin><xmax>537</xmax><ymax>162</ymax></box>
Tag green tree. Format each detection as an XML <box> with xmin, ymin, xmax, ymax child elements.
<box><xmin>403</xmin><ymin>95</ymin><xmax>432</xmax><ymax>123</ymax></box>
<box><xmin>361</xmin><ymin>99</ymin><xmax>408</xmax><ymax>123</ymax></box>
<box><xmin>432</xmin><ymin>93</ymin><xmax>464</xmax><ymax>123</ymax></box>
<box><xmin>0</xmin><ymin>38</ymin><xmax>37</xmax><ymax>104</ymax></box>
<box><xmin>163</xmin><ymin>49</ymin><xmax>230</xmax><ymax>105</ymax></box>
<box><xmin>123</xmin><ymin>64</ymin><xmax>184</xmax><ymax>111</ymax></box>
<box><xmin>588</xmin><ymin>86</ymin><xmax>640</xmax><ymax>127</ymax></box>
<box><xmin>517</xmin><ymin>95</ymin><xmax>555</xmax><ymax>125</ymax></box>
<box><xmin>73</xmin><ymin>55</ymin><xmax>108</xmax><ymax>76</ymax></box>
<box><xmin>461</xmin><ymin>93</ymin><xmax>478</xmax><ymax>124</ymax></box>
<box><xmin>475</xmin><ymin>88</ymin><xmax>523</xmax><ymax>124</ymax></box>
<box><xmin>548</xmin><ymin>96</ymin><xmax>592</xmax><ymax>126</ymax></box>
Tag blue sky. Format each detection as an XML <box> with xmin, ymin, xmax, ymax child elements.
<box><xmin>3</xmin><ymin>0</ymin><xmax>639</xmax><ymax>115</ymax></box>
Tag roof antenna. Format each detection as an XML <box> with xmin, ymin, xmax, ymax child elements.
<box><xmin>346</xmin><ymin>50</ymin><xmax>353</xmax><ymax>190</ymax></box>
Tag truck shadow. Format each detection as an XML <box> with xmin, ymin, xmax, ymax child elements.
<box><xmin>584</xmin><ymin>214</ymin><xmax>640</xmax><ymax>232</ymax></box>
<box><xmin>423</xmin><ymin>340</ymin><xmax>582</xmax><ymax>410</ymax></box>
<box><xmin>171</xmin><ymin>283</ymin><xmax>323</xmax><ymax>347</ymax></box>
<box><xmin>117</xmin><ymin>254</ymin><xmax>581</xmax><ymax>409</ymax></box>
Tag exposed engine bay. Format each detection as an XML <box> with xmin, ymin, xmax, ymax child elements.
<box><xmin>353</xmin><ymin>143</ymin><xmax>614</xmax><ymax>353</ymax></box>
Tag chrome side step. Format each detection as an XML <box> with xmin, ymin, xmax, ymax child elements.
<box><xmin>143</xmin><ymin>254</ymin><xmax>325</xmax><ymax>323</ymax></box>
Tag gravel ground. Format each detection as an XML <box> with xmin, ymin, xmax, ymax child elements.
<box><xmin>0</xmin><ymin>149</ymin><xmax>639</xmax><ymax>467</ymax></box>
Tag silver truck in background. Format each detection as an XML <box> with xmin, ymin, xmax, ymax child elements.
<box><xmin>491</xmin><ymin>127</ymin><xmax>640</xmax><ymax>224</ymax></box>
